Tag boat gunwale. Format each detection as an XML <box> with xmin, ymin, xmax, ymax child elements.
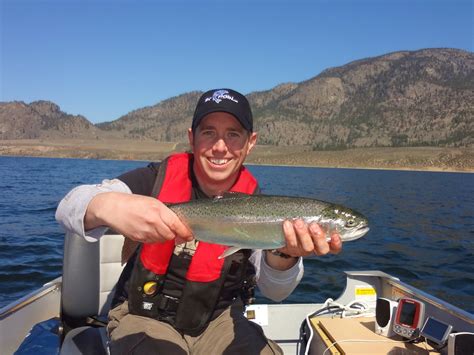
<box><xmin>0</xmin><ymin>277</ymin><xmax>61</xmax><ymax>320</ymax></box>
<box><xmin>386</xmin><ymin>278</ymin><xmax>474</xmax><ymax>325</ymax></box>
<box><xmin>344</xmin><ymin>270</ymin><xmax>474</xmax><ymax>325</ymax></box>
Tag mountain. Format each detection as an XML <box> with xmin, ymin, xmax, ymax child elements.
<box><xmin>1</xmin><ymin>48</ymin><xmax>473</xmax><ymax>148</ymax></box>
<box><xmin>0</xmin><ymin>101</ymin><xmax>100</xmax><ymax>140</ymax></box>
<box><xmin>98</xmin><ymin>48</ymin><xmax>474</xmax><ymax>148</ymax></box>
<box><xmin>96</xmin><ymin>91</ymin><xmax>201</xmax><ymax>141</ymax></box>
<box><xmin>250</xmin><ymin>48</ymin><xmax>473</xmax><ymax>148</ymax></box>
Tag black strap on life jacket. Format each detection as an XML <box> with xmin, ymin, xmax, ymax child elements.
<box><xmin>127</xmin><ymin>154</ymin><xmax>259</xmax><ymax>335</ymax></box>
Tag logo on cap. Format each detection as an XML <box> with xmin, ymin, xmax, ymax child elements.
<box><xmin>205</xmin><ymin>90</ymin><xmax>239</xmax><ymax>104</ymax></box>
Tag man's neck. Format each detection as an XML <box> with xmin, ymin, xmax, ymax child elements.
<box><xmin>192</xmin><ymin>173</ymin><xmax>238</xmax><ymax>198</ymax></box>
<box><xmin>196</xmin><ymin>179</ymin><xmax>235</xmax><ymax>198</ymax></box>
<box><xmin>190</xmin><ymin>157</ymin><xmax>241</xmax><ymax>197</ymax></box>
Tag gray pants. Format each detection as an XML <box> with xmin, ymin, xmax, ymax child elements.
<box><xmin>107</xmin><ymin>301</ymin><xmax>283</xmax><ymax>355</ymax></box>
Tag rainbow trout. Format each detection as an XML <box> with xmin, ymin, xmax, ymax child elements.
<box><xmin>170</xmin><ymin>194</ymin><xmax>369</xmax><ymax>258</ymax></box>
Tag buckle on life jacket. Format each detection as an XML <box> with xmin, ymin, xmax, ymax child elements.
<box><xmin>156</xmin><ymin>294</ymin><xmax>179</xmax><ymax>313</ymax></box>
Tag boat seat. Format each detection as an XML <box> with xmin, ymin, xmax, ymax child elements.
<box><xmin>60</xmin><ymin>231</ymin><xmax>126</xmax><ymax>355</ymax></box>
<box><xmin>59</xmin><ymin>326</ymin><xmax>108</xmax><ymax>355</ymax></box>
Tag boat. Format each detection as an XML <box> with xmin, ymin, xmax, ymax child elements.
<box><xmin>1</xmin><ymin>232</ymin><xmax>473</xmax><ymax>354</ymax></box>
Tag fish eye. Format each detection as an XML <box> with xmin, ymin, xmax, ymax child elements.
<box><xmin>345</xmin><ymin>219</ymin><xmax>356</xmax><ymax>227</ymax></box>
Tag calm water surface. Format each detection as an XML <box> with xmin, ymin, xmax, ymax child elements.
<box><xmin>0</xmin><ymin>156</ymin><xmax>472</xmax><ymax>312</ymax></box>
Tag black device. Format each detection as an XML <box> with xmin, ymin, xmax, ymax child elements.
<box><xmin>375</xmin><ymin>298</ymin><xmax>398</xmax><ymax>337</ymax></box>
<box><xmin>393</xmin><ymin>297</ymin><xmax>425</xmax><ymax>339</ymax></box>
<box><xmin>420</xmin><ymin>316</ymin><xmax>452</xmax><ymax>346</ymax></box>
<box><xmin>448</xmin><ymin>332</ymin><xmax>474</xmax><ymax>355</ymax></box>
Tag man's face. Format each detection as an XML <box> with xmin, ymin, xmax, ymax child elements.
<box><xmin>188</xmin><ymin>112</ymin><xmax>257</xmax><ymax>195</ymax></box>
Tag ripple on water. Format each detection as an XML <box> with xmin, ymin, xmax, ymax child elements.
<box><xmin>1</xmin><ymin>158</ymin><xmax>473</xmax><ymax>312</ymax></box>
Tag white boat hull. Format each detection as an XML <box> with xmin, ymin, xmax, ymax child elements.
<box><xmin>2</xmin><ymin>271</ymin><xmax>473</xmax><ymax>354</ymax></box>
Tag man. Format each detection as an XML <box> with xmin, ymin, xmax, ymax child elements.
<box><xmin>56</xmin><ymin>88</ymin><xmax>342</xmax><ymax>354</ymax></box>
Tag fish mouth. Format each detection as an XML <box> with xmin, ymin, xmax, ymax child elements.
<box><xmin>342</xmin><ymin>226</ymin><xmax>370</xmax><ymax>242</ymax></box>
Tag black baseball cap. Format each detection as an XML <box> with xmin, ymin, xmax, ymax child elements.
<box><xmin>192</xmin><ymin>88</ymin><xmax>253</xmax><ymax>132</ymax></box>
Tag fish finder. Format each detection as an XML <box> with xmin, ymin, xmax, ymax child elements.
<box><xmin>393</xmin><ymin>297</ymin><xmax>425</xmax><ymax>339</ymax></box>
<box><xmin>420</xmin><ymin>316</ymin><xmax>452</xmax><ymax>346</ymax></box>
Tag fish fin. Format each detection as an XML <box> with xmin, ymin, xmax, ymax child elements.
<box><xmin>218</xmin><ymin>246</ymin><xmax>242</xmax><ymax>259</ymax></box>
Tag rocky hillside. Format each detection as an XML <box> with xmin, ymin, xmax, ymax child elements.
<box><xmin>1</xmin><ymin>48</ymin><xmax>473</xmax><ymax>148</ymax></box>
<box><xmin>98</xmin><ymin>48</ymin><xmax>473</xmax><ymax>148</ymax></box>
<box><xmin>0</xmin><ymin>101</ymin><xmax>100</xmax><ymax>139</ymax></box>
<box><xmin>96</xmin><ymin>92</ymin><xmax>201</xmax><ymax>141</ymax></box>
<box><xmin>251</xmin><ymin>48</ymin><xmax>473</xmax><ymax>148</ymax></box>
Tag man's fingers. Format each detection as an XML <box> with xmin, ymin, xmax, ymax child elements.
<box><xmin>329</xmin><ymin>233</ymin><xmax>342</xmax><ymax>254</ymax></box>
<box><xmin>174</xmin><ymin>236</ymin><xmax>188</xmax><ymax>245</ymax></box>
<box><xmin>153</xmin><ymin>222</ymin><xmax>177</xmax><ymax>242</ymax></box>
<box><xmin>168</xmin><ymin>215</ymin><xmax>194</xmax><ymax>241</ymax></box>
<box><xmin>293</xmin><ymin>219</ymin><xmax>315</xmax><ymax>253</ymax></box>
<box><xmin>154</xmin><ymin>211</ymin><xmax>193</xmax><ymax>243</ymax></box>
<box><xmin>281</xmin><ymin>220</ymin><xmax>343</xmax><ymax>257</ymax></box>
<box><xmin>283</xmin><ymin>220</ymin><xmax>298</xmax><ymax>249</ymax></box>
<box><xmin>309</xmin><ymin>223</ymin><xmax>330</xmax><ymax>256</ymax></box>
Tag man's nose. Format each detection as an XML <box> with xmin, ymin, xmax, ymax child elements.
<box><xmin>212</xmin><ymin>138</ymin><xmax>228</xmax><ymax>152</ymax></box>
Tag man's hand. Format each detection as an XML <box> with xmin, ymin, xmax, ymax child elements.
<box><xmin>85</xmin><ymin>192</ymin><xmax>194</xmax><ymax>244</ymax></box>
<box><xmin>281</xmin><ymin>219</ymin><xmax>342</xmax><ymax>257</ymax></box>
<box><xmin>265</xmin><ymin>219</ymin><xmax>342</xmax><ymax>271</ymax></box>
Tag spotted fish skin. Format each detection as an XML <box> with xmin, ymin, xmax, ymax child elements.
<box><xmin>168</xmin><ymin>194</ymin><xmax>369</xmax><ymax>257</ymax></box>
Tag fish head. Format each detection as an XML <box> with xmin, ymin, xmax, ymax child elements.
<box><xmin>320</xmin><ymin>205</ymin><xmax>369</xmax><ymax>242</ymax></box>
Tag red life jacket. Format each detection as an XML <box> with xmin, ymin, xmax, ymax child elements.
<box><xmin>140</xmin><ymin>152</ymin><xmax>258</xmax><ymax>280</ymax></box>
<box><xmin>127</xmin><ymin>153</ymin><xmax>259</xmax><ymax>335</ymax></box>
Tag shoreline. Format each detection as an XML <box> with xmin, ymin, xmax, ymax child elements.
<box><xmin>1</xmin><ymin>139</ymin><xmax>473</xmax><ymax>173</ymax></box>
<box><xmin>1</xmin><ymin>153</ymin><xmax>471</xmax><ymax>173</ymax></box>
<box><xmin>246</xmin><ymin>162</ymin><xmax>473</xmax><ymax>173</ymax></box>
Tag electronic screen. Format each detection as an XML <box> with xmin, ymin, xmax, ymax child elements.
<box><xmin>393</xmin><ymin>298</ymin><xmax>425</xmax><ymax>339</ymax></box>
<box><xmin>399</xmin><ymin>302</ymin><xmax>416</xmax><ymax>325</ymax></box>
<box><xmin>420</xmin><ymin>317</ymin><xmax>452</xmax><ymax>345</ymax></box>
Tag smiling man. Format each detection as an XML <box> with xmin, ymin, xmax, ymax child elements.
<box><xmin>188</xmin><ymin>92</ymin><xmax>257</xmax><ymax>196</ymax></box>
<box><xmin>56</xmin><ymin>88</ymin><xmax>342</xmax><ymax>354</ymax></box>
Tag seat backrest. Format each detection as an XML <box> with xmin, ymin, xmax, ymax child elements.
<box><xmin>61</xmin><ymin>232</ymin><xmax>125</xmax><ymax>320</ymax></box>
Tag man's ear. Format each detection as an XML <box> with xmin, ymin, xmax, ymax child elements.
<box><xmin>247</xmin><ymin>132</ymin><xmax>257</xmax><ymax>154</ymax></box>
<box><xmin>187</xmin><ymin>128</ymin><xmax>194</xmax><ymax>151</ymax></box>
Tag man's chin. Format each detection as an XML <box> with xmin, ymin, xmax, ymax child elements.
<box><xmin>204</xmin><ymin>167</ymin><xmax>241</xmax><ymax>185</ymax></box>
<box><xmin>206</xmin><ymin>170</ymin><xmax>231</xmax><ymax>182</ymax></box>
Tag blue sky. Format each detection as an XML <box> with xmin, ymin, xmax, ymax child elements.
<box><xmin>1</xmin><ymin>0</ymin><xmax>472</xmax><ymax>123</ymax></box>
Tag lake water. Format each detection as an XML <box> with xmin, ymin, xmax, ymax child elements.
<box><xmin>0</xmin><ymin>156</ymin><xmax>473</xmax><ymax>313</ymax></box>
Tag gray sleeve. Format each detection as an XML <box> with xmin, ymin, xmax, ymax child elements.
<box><xmin>55</xmin><ymin>179</ymin><xmax>132</xmax><ymax>242</ymax></box>
<box><xmin>249</xmin><ymin>250</ymin><xmax>304</xmax><ymax>302</ymax></box>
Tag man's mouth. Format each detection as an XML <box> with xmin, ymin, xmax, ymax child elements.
<box><xmin>208</xmin><ymin>158</ymin><xmax>230</xmax><ymax>166</ymax></box>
